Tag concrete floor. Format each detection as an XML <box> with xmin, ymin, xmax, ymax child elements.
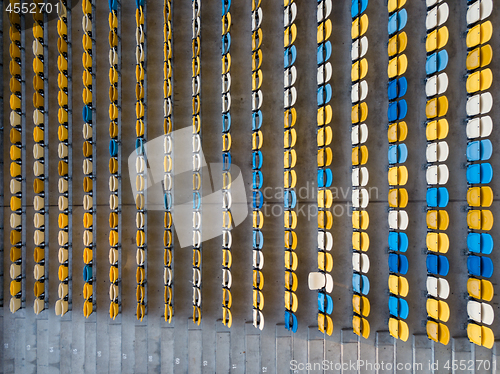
<box><xmin>2</xmin><ymin>0</ymin><xmax>500</xmax><ymax>373</ymax></box>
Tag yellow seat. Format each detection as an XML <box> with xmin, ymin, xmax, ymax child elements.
<box><xmin>317</xmin><ymin>19</ymin><xmax>332</xmax><ymax>43</ymax></box>
<box><xmin>466</xmin><ymin>44</ymin><xmax>493</xmax><ymax>71</ymax></box>
<box><xmin>388</xmin><ymin>55</ymin><xmax>408</xmax><ymax>79</ymax></box>
<box><xmin>351</xmin><ymin>102</ymin><xmax>368</xmax><ymax>123</ymax></box>
<box><xmin>58</xmin><ymin>265</ymin><xmax>68</xmax><ymax>281</ymax></box>
<box><xmin>317</xmin><ymin>105</ymin><xmax>332</xmax><ymax>126</ymax></box>
<box><xmin>389</xmin><ymin>318</ymin><xmax>408</xmax><ymax>341</ymax></box>
<box><xmin>467</xmin><ymin>324</ymin><xmax>493</xmax><ymax>349</ymax></box>
<box><xmin>318</xmin><ymin>313</ymin><xmax>334</xmax><ymax>336</ymax></box>
<box><xmin>110</xmin><ymin>302</ymin><xmax>119</xmax><ymax>320</ymax></box>
<box><xmin>284</xmin><ymin>251</ymin><xmax>298</xmax><ymax>270</ymax></box>
<box><xmin>284</xmin><ymin>149</ymin><xmax>297</xmax><ymax>169</ymax></box>
<box><xmin>285</xmin><ymin>128</ymin><xmax>297</xmax><ymax>148</ymax></box>
<box><xmin>285</xmin><ymin>272</ymin><xmax>297</xmax><ymax>292</ymax></box>
<box><xmin>318</xmin><ymin>252</ymin><xmax>333</xmax><ymax>272</ymax></box>
<box><xmin>284</xmin><ymin>108</ymin><xmax>297</xmax><ymax>128</ymax></box>
<box><xmin>388</xmin><ymin>188</ymin><xmax>408</xmax><ymax>208</ymax></box>
<box><xmin>426</xmin><ymin>210</ymin><xmax>449</xmax><ymax>230</ymax></box>
<box><xmin>388</xmin><ymin>32</ymin><xmax>407</xmax><ymax>57</ymax></box>
<box><xmin>352</xmin><ymin>232</ymin><xmax>370</xmax><ymax>252</ymax></box>
<box><xmin>352</xmin><ymin>146</ymin><xmax>368</xmax><ymax>166</ymax></box>
<box><xmin>388</xmin><ymin>275</ymin><xmax>409</xmax><ymax>297</ymax></box>
<box><xmin>352</xmin><ymin>295</ymin><xmax>370</xmax><ymax>317</ymax></box>
<box><xmin>466</xmin><ymin>21</ymin><xmax>493</xmax><ymax>49</ymax></box>
<box><xmin>317</xmin><ymin>147</ymin><xmax>333</xmax><ymax>167</ymax></box>
<box><xmin>10</xmin><ymin>281</ymin><xmax>21</xmax><ymax>296</ymax></box>
<box><xmin>426</xmin><ymin>96</ymin><xmax>448</xmax><ymax>119</ymax></box>
<box><xmin>284</xmin><ymin>291</ymin><xmax>298</xmax><ymax>313</ymax></box>
<box><xmin>318</xmin><ymin>189</ymin><xmax>333</xmax><ymax>208</ymax></box>
<box><xmin>426</xmin><ymin>232</ymin><xmax>449</xmax><ymax>253</ymax></box>
<box><xmin>317</xmin><ymin>127</ymin><xmax>332</xmax><ymax>147</ymax></box>
<box><xmin>318</xmin><ymin>211</ymin><xmax>332</xmax><ymax>229</ymax></box>
<box><xmin>351</xmin><ymin>14</ymin><xmax>368</xmax><ymax>39</ymax></box>
<box><xmin>387</xmin><ymin>122</ymin><xmax>407</xmax><ymax>143</ymax></box>
<box><xmin>467</xmin><ymin>278</ymin><xmax>494</xmax><ymax>302</ymax></box>
<box><xmin>426</xmin><ymin>27</ymin><xmax>449</xmax><ymax>53</ymax></box>
<box><xmin>466</xmin><ymin>68</ymin><xmax>493</xmax><ymax>94</ymax></box>
<box><xmin>352</xmin><ymin>210</ymin><xmax>369</xmax><ymax>230</ymax></box>
<box><xmin>388</xmin><ymin>0</ymin><xmax>406</xmax><ymax>13</ymax></box>
<box><xmin>83</xmin><ymin>301</ymin><xmax>93</xmax><ymax>318</ymax></box>
<box><xmin>467</xmin><ymin>210</ymin><xmax>494</xmax><ymax>230</ymax></box>
<box><xmin>426</xmin><ymin>119</ymin><xmax>448</xmax><ymax>141</ymax></box>
<box><xmin>467</xmin><ymin>186</ymin><xmax>493</xmax><ymax>207</ymax></box>
<box><xmin>353</xmin><ymin>316</ymin><xmax>370</xmax><ymax>339</ymax></box>
<box><xmin>34</xmin><ymin>281</ymin><xmax>44</xmax><ymax>298</ymax></box>
<box><xmin>426</xmin><ymin>299</ymin><xmax>450</xmax><ymax>322</ymax></box>
<box><xmin>351</xmin><ymin>58</ymin><xmax>368</xmax><ymax>81</ymax></box>
<box><xmin>285</xmin><ymin>231</ymin><xmax>297</xmax><ymax>250</ymax></box>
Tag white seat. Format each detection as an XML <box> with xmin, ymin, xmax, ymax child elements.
<box><xmin>83</xmin><ymin>159</ymin><xmax>92</xmax><ymax>175</ymax></box>
<box><xmin>466</xmin><ymin>92</ymin><xmax>493</xmax><ymax>117</ymax></box>
<box><xmin>388</xmin><ymin>210</ymin><xmax>409</xmax><ymax>230</ymax></box>
<box><xmin>34</xmin><ymin>264</ymin><xmax>44</xmax><ymax>280</ymax></box>
<box><xmin>109</xmin><ymin>248</ymin><xmax>118</xmax><ymax>265</ymax></box>
<box><xmin>192</xmin><ymin>211</ymin><xmax>201</xmax><ymax>229</ymax></box>
<box><xmin>467</xmin><ymin>301</ymin><xmax>482</xmax><ymax>324</ymax></box>
<box><xmin>253</xmin><ymin>309</ymin><xmax>264</xmax><ymax>330</ymax></box>
<box><xmin>426</xmin><ymin>141</ymin><xmax>449</xmax><ymax>163</ymax></box>
<box><xmin>308</xmin><ymin>272</ymin><xmax>334</xmax><ymax>293</ymax></box>
<box><xmin>351</xmin><ymin>123</ymin><xmax>368</xmax><ymax>144</ymax></box>
<box><xmin>34</xmin><ymin>196</ymin><xmax>44</xmax><ymax>211</ymax></box>
<box><xmin>193</xmin><ymin>154</ymin><xmax>201</xmax><ymax>171</ymax></box>
<box><xmin>426</xmin><ymin>3</ymin><xmax>449</xmax><ymax>30</ymax></box>
<box><xmin>317</xmin><ymin>63</ymin><xmax>331</xmax><ymax>85</ymax></box>
<box><xmin>221</xmin><ymin>73</ymin><xmax>231</xmax><ymax>93</ymax></box>
<box><xmin>164</xmin><ymin>174</ymin><xmax>172</xmax><ymax>191</ymax></box>
<box><xmin>58</xmin><ymin>178</ymin><xmax>68</xmax><ymax>193</ymax></box>
<box><xmin>481</xmin><ymin>303</ymin><xmax>494</xmax><ymax>325</ymax></box>
<box><xmin>192</xmin><ymin>268</ymin><xmax>201</xmax><ymax>287</ymax></box>
<box><xmin>58</xmin><ymin>283</ymin><xmax>69</xmax><ymax>298</ymax></box>
<box><xmin>426</xmin><ymin>164</ymin><xmax>449</xmax><ymax>185</ymax></box>
<box><xmin>193</xmin><ymin>230</ymin><xmax>201</xmax><ymax>248</ymax></box>
<box><xmin>136</xmin><ymin>156</ymin><xmax>146</xmax><ymax>173</ymax></box>
<box><xmin>425</xmin><ymin>73</ymin><xmax>448</xmax><ymax>97</ymax></box>
<box><xmin>33</xmin><ymin>161</ymin><xmax>44</xmax><ymax>177</ymax></box>
<box><xmin>351</xmin><ymin>80</ymin><xmax>368</xmax><ymax>103</ymax></box>
<box><xmin>253</xmin><ymin>250</ymin><xmax>264</xmax><ymax>269</ymax></box>
<box><xmin>135</xmin><ymin>45</ymin><xmax>144</xmax><ymax>64</ymax></box>
<box><xmin>252</xmin><ymin>7</ymin><xmax>264</xmax><ymax>30</ymax></box>
<box><xmin>82</xmin><ymin>14</ymin><xmax>91</xmax><ymax>33</ymax></box>
<box><xmin>137</xmin><ymin>248</ymin><xmax>145</xmax><ymax>266</ymax></box>
<box><xmin>10</xmin><ymin>213</ymin><xmax>21</xmax><ymax>229</ymax></box>
<box><xmin>164</xmin><ymin>267</ymin><xmax>172</xmax><ymax>285</ymax></box>
<box><xmin>284</xmin><ymin>87</ymin><xmax>296</xmax><ymax>108</ymax></box>
<box><xmin>32</xmin><ymin>39</ymin><xmax>43</xmax><ymax>56</ymax></box>
<box><xmin>164</xmin><ymin>98</ymin><xmax>172</xmax><ymax>117</ymax></box>
<box><xmin>352</xmin><ymin>167</ymin><xmax>369</xmax><ymax>187</ymax></box>
<box><xmin>10</xmin><ymin>264</ymin><xmax>21</xmax><ymax>278</ymax></box>
<box><xmin>222</xmin><ymin>191</ymin><xmax>232</xmax><ymax>209</ymax></box>
<box><xmin>318</xmin><ymin>231</ymin><xmax>333</xmax><ymax>251</ymax></box>
<box><xmin>352</xmin><ymin>188</ymin><xmax>369</xmax><ymax>209</ymax></box>
<box><xmin>285</xmin><ymin>66</ymin><xmax>297</xmax><ymax>87</ymax></box>
<box><xmin>426</xmin><ymin>0</ymin><xmax>443</xmax><ymax>7</ymax></box>
<box><xmin>164</xmin><ymin>135</ymin><xmax>173</xmax><ymax>154</ymax></box>
<box><xmin>109</xmin><ymin>176</ymin><xmax>118</xmax><ymax>192</ymax></box>
<box><xmin>317</xmin><ymin>0</ymin><xmax>332</xmax><ymax>22</ymax></box>
<box><xmin>352</xmin><ymin>252</ymin><xmax>370</xmax><ymax>274</ymax></box>
<box><xmin>252</xmin><ymin>90</ymin><xmax>263</xmax><ymax>111</ymax></box>
<box><xmin>223</xmin><ymin>230</ymin><xmax>232</xmax><ymax>248</ymax></box>
<box><xmin>466</xmin><ymin>116</ymin><xmax>493</xmax><ymax>139</ymax></box>
<box><xmin>222</xmin><ymin>269</ymin><xmax>232</xmax><ymax>288</ymax></box>
<box><xmin>466</xmin><ymin>0</ymin><xmax>493</xmax><ymax>25</ymax></box>
<box><xmin>136</xmin><ymin>212</ymin><xmax>144</xmax><ymax>228</ymax></box>
<box><xmin>193</xmin><ymin>288</ymin><xmax>201</xmax><ymax>307</ymax></box>
<box><xmin>222</xmin><ymin>93</ymin><xmax>231</xmax><ymax>113</ymax></box>
<box><xmin>426</xmin><ymin>276</ymin><xmax>450</xmax><ymax>299</ymax></box>
<box><xmin>55</xmin><ymin>299</ymin><xmax>69</xmax><ymax>316</ymax></box>
<box><xmin>34</xmin><ymin>213</ymin><xmax>44</xmax><ymax>228</ymax></box>
<box><xmin>192</xmin><ymin>75</ymin><xmax>201</xmax><ymax>96</ymax></box>
<box><xmin>351</xmin><ymin>36</ymin><xmax>368</xmax><ymax>61</ymax></box>
<box><xmin>192</xmin><ymin>134</ymin><xmax>201</xmax><ymax>152</ymax></box>
<box><xmin>109</xmin><ymin>48</ymin><xmax>118</xmax><ymax>66</ymax></box>
<box><xmin>33</xmin><ymin>144</ymin><xmax>44</xmax><ymax>160</ymax></box>
<box><xmin>58</xmin><ymin>143</ymin><xmax>68</xmax><ymax>159</ymax></box>
<box><xmin>83</xmin><ymin>123</ymin><xmax>92</xmax><ymax>140</ymax></box>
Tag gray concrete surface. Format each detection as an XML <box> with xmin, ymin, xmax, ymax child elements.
<box><xmin>2</xmin><ymin>0</ymin><xmax>500</xmax><ymax>373</ymax></box>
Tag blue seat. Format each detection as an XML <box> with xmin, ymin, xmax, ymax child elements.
<box><xmin>284</xmin><ymin>190</ymin><xmax>297</xmax><ymax>209</ymax></box>
<box><xmin>252</xmin><ymin>110</ymin><xmax>262</xmax><ymax>130</ymax></box>
<box><xmin>253</xmin><ymin>230</ymin><xmax>264</xmax><ymax>249</ymax></box>
<box><xmin>223</xmin><ymin>152</ymin><xmax>231</xmax><ymax>171</ymax></box>
<box><xmin>352</xmin><ymin>273</ymin><xmax>370</xmax><ymax>295</ymax></box>
<box><xmin>109</xmin><ymin>140</ymin><xmax>118</xmax><ymax>157</ymax></box>
<box><xmin>388</xmin><ymin>9</ymin><xmax>407</xmax><ymax>35</ymax></box>
<box><xmin>285</xmin><ymin>311</ymin><xmax>298</xmax><ymax>333</ymax></box>
<box><xmin>389</xmin><ymin>296</ymin><xmax>409</xmax><ymax>319</ymax></box>
<box><xmin>388</xmin><ymin>77</ymin><xmax>408</xmax><ymax>101</ymax></box>
<box><xmin>387</xmin><ymin>100</ymin><xmax>407</xmax><ymax>121</ymax></box>
<box><xmin>388</xmin><ymin>232</ymin><xmax>408</xmax><ymax>252</ymax></box>
<box><xmin>82</xmin><ymin>105</ymin><xmax>92</xmax><ymax>124</ymax></box>
<box><xmin>351</xmin><ymin>0</ymin><xmax>368</xmax><ymax>18</ymax></box>
<box><xmin>222</xmin><ymin>113</ymin><xmax>231</xmax><ymax>132</ymax></box>
<box><xmin>135</xmin><ymin>0</ymin><xmax>145</xmax><ymax>8</ymax></box>
<box><xmin>388</xmin><ymin>144</ymin><xmax>408</xmax><ymax>164</ymax></box>
<box><xmin>318</xmin><ymin>169</ymin><xmax>333</xmax><ymax>188</ymax></box>
<box><xmin>135</xmin><ymin>138</ymin><xmax>144</xmax><ymax>155</ymax></box>
<box><xmin>317</xmin><ymin>84</ymin><xmax>332</xmax><ymax>106</ymax></box>
<box><xmin>426</xmin><ymin>187</ymin><xmax>449</xmax><ymax>208</ymax></box>
<box><xmin>318</xmin><ymin>293</ymin><xmax>334</xmax><ymax>314</ymax></box>
<box><xmin>222</xmin><ymin>33</ymin><xmax>231</xmax><ymax>55</ymax></box>
<box><xmin>425</xmin><ymin>50</ymin><xmax>448</xmax><ymax>75</ymax></box>
<box><xmin>252</xmin><ymin>151</ymin><xmax>263</xmax><ymax>170</ymax></box>
<box><xmin>467</xmin><ymin>233</ymin><xmax>493</xmax><ymax>255</ymax></box>
<box><xmin>164</xmin><ymin>192</ymin><xmax>172</xmax><ymax>210</ymax></box>
<box><xmin>109</xmin><ymin>0</ymin><xmax>118</xmax><ymax>11</ymax></box>
<box><xmin>222</xmin><ymin>0</ymin><xmax>231</xmax><ymax>15</ymax></box>
<box><xmin>389</xmin><ymin>253</ymin><xmax>409</xmax><ymax>274</ymax></box>
<box><xmin>466</xmin><ymin>163</ymin><xmax>493</xmax><ymax>184</ymax></box>
<box><xmin>83</xmin><ymin>265</ymin><xmax>92</xmax><ymax>283</ymax></box>
<box><xmin>193</xmin><ymin>192</ymin><xmax>201</xmax><ymax>209</ymax></box>
<box><xmin>468</xmin><ymin>255</ymin><xmax>494</xmax><ymax>278</ymax></box>
<box><xmin>252</xmin><ymin>171</ymin><xmax>263</xmax><ymax>189</ymax></box>
<box><xmin>427</xmin><ymin>254</ymin><xmax>449</xmax><ymax>276</ymax></box>
<box><xmin>253</xmin><ymin>191</ymin><xmax>264</xmax><ymax>209</ymax></box>
<box><xmin>317</xmin><ymin>41</ymin><xmax>332</xmax><ymax>65</ymax></box>
<box><xmin>284</xmin><ymin>46</ymin><xmax>297</xmax><ymax>69</ymax></box>
<box><xmin>467</xmin><ymin>140</ymin><xmax>493</xmax><ymax>161</ymax></box>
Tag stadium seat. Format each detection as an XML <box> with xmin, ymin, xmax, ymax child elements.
<box><xmin>467</xmin><ymin>301</ymin><xmax>494</xmax><ymax>325</ymax></box>
<box><xmin>426</xmin><ymin>119</ymin><xmax>448</xmax><ymax>141</ymax></box>
<box><xmin>426</xmin><ymin>321</ymin><xmax>450</xmax><ymax>345</ymax></box>
<box><xmin>388</xmin><ymin>253</ymin><xmax>409</xmax><ymax>275</ymax></box>
<box><xmin>467</xmin><ymin>255</ymin><xmax>494</xmax><ymax>278</ymax></box>
<box><xmin>351</xmin><ymin>14</ymin><xmax>368</xmax><ymax>39</ymax></box>
<box><xmin>389</xmin><ymin>296</ymin><xmax>409</xmax><ymax>319</ymax></box>
<box><xmin>466</xmin><ymin>0</ymin><xmax>493</xmax><ymax>25</ymax></box>
<box><xmin>466</xmin><ymin>44</ymin><xmax>493</xmax><ymax>70</ymax></box>
<box><xmin>467</xmin><ymin>323</ymin><xmax>494</xmax><ymax>349</ymax></box>
<box><xmin>426</xmin><ymin>141</ymin><xmax>449</xmax><ymax>163</ymax></box>
<box><xmin>426</xmin><ymin>232</ymin><xmax>449</xmax><ymax>253</ymax></box>
<box><xmin>467</xmin><ymin>209</ymin><xmax>494</xmax><ymax>230</ymax></box>
<box><xmin>387</xmin><ymin>32</ymin><xmax>407</xmax><ymax>57</ymax></box>
<box><xmin>467</xmin><ymin>278</ymin><xmax>493</xmax><ymax>301</ymax></box>
<box><xmin>426</xmin><ymin>187</ymin><xmax>449</xmax><ymax>208</ymax></box>
<box><xmin>388</xmin><ymin>211</ymin><xmax>409</xmax><ymax>230</ymax></box>
<box><xmin>425</xmin><ymin>26</ymin><xmax>448</xmax><ymax>53</ymax></box>
<box><xmin>388</xmin><ymin>275</ymin><xmax>409</xmax><ymax>297</ymax></box>
<box><xmin>388</xmin><ymin>9</ymin><xmax>407</xmax><ymax>35</ymax></box>
<box><xmin>426</xmin><ymin>3</ymin><xmax>449</xmax><ymax>30</ymax></box>
<box><xmin>388</xmin><ymin>232</ymin><xmax>409</xmax><ymax>252</ymax></box>
<box><xmin>426</xmin><ymin>298</ymin><xmax>450</xmax><ymax>322</ymax></box>
<box><xmin>467</xmin><ymin>233</ymin><xmax>493</xmax><ymax>254</ymax></box>
<box><xmin>389</xmin><ymin>318</ymin><xmax>409</xmax><ymax>341</ymax></box>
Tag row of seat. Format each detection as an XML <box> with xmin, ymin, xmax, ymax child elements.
<box><xmin>134</xmin><ymin>0</ymin><xmax>147</xmax><ymax>322</ymax></box>
<box><xmin>350</xmin><ymin>0</ymin><xmax>370</xmax><ymax>339</ymax></box>
<box><xmin>164</xmin><ymin>0</ymin><xmax>174</xmax><ymax>324</ymax></box>
<box><xmin>464</xmin><ymin>0</ymin><xmax>495</xmax><ymax>349</ymax></box>
<box><xmin>81</xmin><ymin>0</ymin><xmax>95</xmax><ymax>318</ymax></box>
<box><xmin>283</xmin><ymin>0</ymin><xmax>298</xmax><ymax>334</ymax></box>
<box><xmin>387</xmin><ymin>0</ymin><xmax>409</xmax><ymax>342</ymax></box>
<box><xmin>192</xmin><ymin>0</ymin><xmax>202</xmax><ymax>326</ymax></box>
<box><xmin>423</xmin><ymin>0</ymin><xmax>451</xmax><ymax>346</ymax></box>
<box><xmin>251</xmin><ymin>0</ymin><xmax>264</xmax><ymax>331</ymax></box>
<box><xmin>310</xmin><ymin>0</ymin><xmax>334</xmax><ymax>337</ymax></box>
<box><xmin>8</xmin><ymin>2</ymin><xmax>25</xmax><ymax>314</ymax></box>
<box><xmin>55</xmin><ymin>0</ymin><xmax>71</xmax><ymax>318</ymax></box>
<box><xmin>221</xmin><ymin>0</ymin><xmax>233</xmax><ymax>328</ymax></box>
<box><xmin>108</xmin><ymin>0</ymin><xmax>121</xmax><ymax>320</ymax></box>
<box><xmin>31</xmin><ymin>4</ymin><xmax>48</xmax><ymax>315</ymax></box>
